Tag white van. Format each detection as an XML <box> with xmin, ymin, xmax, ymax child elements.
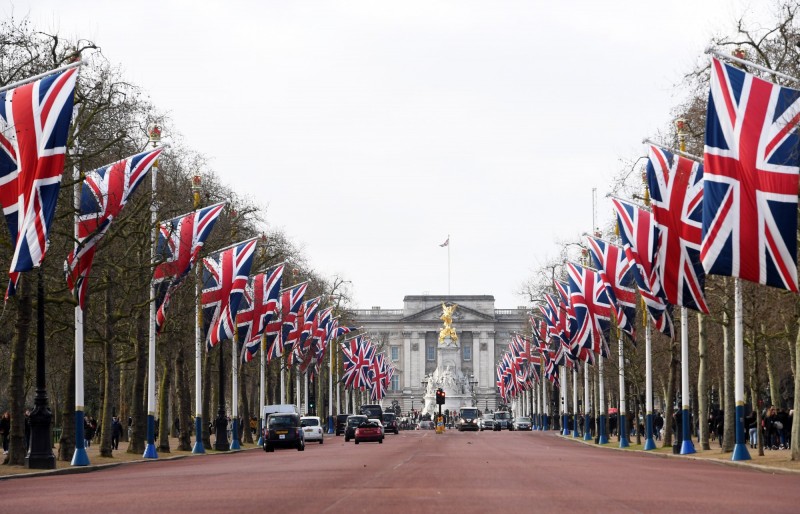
<box><xmin>262</xmin><ymin>404</ymin><xmax>298</xmax><ymax>418</ymax></box>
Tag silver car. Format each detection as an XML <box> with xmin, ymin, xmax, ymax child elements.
<box><xmin>479</xmin><ymin>414</ymin><xmax>495</xmax><ymax>431</ymax></box>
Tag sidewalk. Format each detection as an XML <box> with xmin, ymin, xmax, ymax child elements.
<box><xmin>0</xmin><ymin>435</ymin><xmax>261</xmax><ymax>480</ymax></box>
<box><xmin>557</xmin><ymin>432</ymin><xmax>800</xmax><ymax>474</ymax></box>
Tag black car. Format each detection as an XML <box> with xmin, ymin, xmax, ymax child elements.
<box><xmin>344</xmin><ymin>415</ymin><xmax>368</xmax><ymax>442</ymax></box>
<box><xmin>382</xmin><ymin>413</ymin><xmax>399</xmax><ymax>434</ymax></box>
<box><xmin>263</xmin><ymin>413</ymin><xmax>305</xmax><ymax>452</ymax></box>
<box><xmin>335</xmin><ymin>414</ymin><xmax>351</xmax><ymax>436</ymax></box>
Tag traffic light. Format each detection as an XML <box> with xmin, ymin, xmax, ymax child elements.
<box><xmin>436</xmin><ymin>388</ymin><xmax>446</xmax><ymax>405</ymax></box>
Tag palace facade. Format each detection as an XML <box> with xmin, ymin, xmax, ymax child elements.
<box><xmin>350</xmin><ymin>295</ymin><xmax>529</xmax><ymax>414</ymax></box>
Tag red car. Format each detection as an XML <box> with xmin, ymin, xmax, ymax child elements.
<box><xmin>354</xmin><ymin>420</ymin><xmax>384</xmax><ymax>444</ymax></box>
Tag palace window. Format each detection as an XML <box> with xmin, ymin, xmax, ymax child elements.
<box><xmin>390</xmin><ymin>375</ymin><xmax>400</xmax><ymax>391</ymax></box>
<box><xmin>391</xmin><ymin>346</ymin><xmax>399</xmax><ymax>361</ymax></box>
<box><xmin>463</xmin><ymin>344</ymin><xmax>472</xmax><ymax>361</ymax></box>
<box><xmin>427</xmin><ymin>344</ymin><xmax>435</xmax><ymax>361</ymax></box>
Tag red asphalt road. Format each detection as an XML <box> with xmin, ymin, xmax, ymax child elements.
<box><xmin>2</xmin><ymin>430</ymin><xmax>799</xmax><ymax>513</ymax></box>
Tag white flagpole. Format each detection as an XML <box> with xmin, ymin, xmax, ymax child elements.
<box><xmin>192</xmin><ymin>268</ymin><xmax>204</xmax><ymax>454</ymax></box>
<box><xmin>706</xmin><ymin>47</ymin><xmax>800</xmax><ymax>85</ymax></box>
<box><xmin>598</xmin><ymin>356</ymin><xmax>607</xmax><ymax>444</ymax></box>
<box><xmin>0</xmin><ymin>60</ymin><xmax>84</xmax><ymax>94</ymax></box>
<box><xmin>144</xmin><ymin>127</ymin><xmax>160</xmax><ymax>460</ymax></box>
<box><xmin>328</xmin><ymin>342</ymin><xmax>334</xmax><ymax>432</ymax></box>
<box><xmin>644</xmin><ymin>314</ymin><xmax>656</xmax><ymax>450</ymax></box>
<box><xmin>71</xmin><ymin>138</ymin><xmax>89</xmax><ymax>466</ymax></box>
<box><xmin>280</xmin><ymin>356</ymin><xmax>286</xmax><ymax>404</ymax></box>
<box><xmin>572</xmin><ymin>368</ymin><xmax>578</xmax><ymax>437</ymax></box>
<box><xmin>296</xmin><ymin>369</ymin><xmax>301</xmax><ymax>413</ymax></box>
<box><xmin>258</xmin><ymin>334</ymin><xmax>266</xmax><ymax>445</ymax></box>
<box><xmin>618</xmin><ymin>336</ymin><xmax>629</xmax><ymax>448</ymax></box>
<box><xmin>732</xmin><ymin>279</ymin><xmax>751</xmax><ymax>460</ymax></box>
<box><xmin>679</xmin><ymin>307</ymin><xmax>695</xmax><ymax>454</ymax></box>
<box><xmin>561</xmin><ymin>367</ymin><xmax>569</xmax><ymax>435</ymax></box>
<box><xmin>304</xmin><ymin>372</ymin><xmax>309</xmax><ymax>416</ymax></box>
<box><xmin>583</xmin><ymin>361</ymin><xmax>591</xmax><ymax>440</ymax></box>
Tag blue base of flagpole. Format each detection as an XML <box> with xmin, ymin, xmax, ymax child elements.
<box><xmin>562</xmin><ymin>414</ymin><xmax>569</xmax><ymax>436</ymax></box>
<box><xmin>192</xmin><ymin>417</ymin><xmax>205</xmax><ymax>454</ymax></box>
<box><xmin>572</xmin><ymin>426</ymin><xmax>579</xmax><ymax>438</ymax></box>
<box><xmin>732</xmin><ymin>405</ymin><xmax>751</xmax><ymax>461</ymax></box>
<box><xmin>619</xmin><ymin>414</ymin><xmax>629</xmax><ymax>448</ymax></box>
<box><xmin>598</xmin><ymin>414</ymin><xmax>608</xmax><ymax>444</ymax></box>
<box><xmin>583</xmin><ymin>417</ymin><xmax>591</xmax><ymax>440</ymax></box>
<box><xmin>543</xmin><ymin>415</ymin><xmax>549</xmax><ymax>431</ymax></box>
<box><xmin>71</xmin><ymin>410</ymin><xmax>90</xmax><ymax>466</ymax></box>
<box><xmin>644</xmin><ymin>413</ymin><xmax>656</xmax><ymax>450</ymax></box>
<box><xmin>143</xmin><ymin>414</ymin><xmax>158</xmax><ymax>459</ymax></box>
<box><xmin>327</xmin><ymin>416</ymin><xmax>334</xmax><ymax>434</ymax></box>
<box><xmin>680</xmin><ymin>408</ymin><xmax>695</xmax><ymax>454</ymax></box>
<box><xmin>230</xmin><ymin>419</ymin><xmax>241</xmax><ymax>450</ymax></box>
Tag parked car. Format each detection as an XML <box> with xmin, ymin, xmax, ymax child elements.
<box><xmin>382</xmin><ymin>413</ymin><xmax>399</xmax><ymax>434</ymax></box>
<box><xmin>354</xmin><ymin>420</ymin><xmax>384</xmax><ymax>444</ymax></box>
<box><xmin>344</xmin><ymin>415</ymin><xmax>368</xmax><ymax>442</ymax></box>
<box><xmin>335</xmin><ymin>414</ymin><xmax>351</xmax><ymax>436</ymax></box>
<box><xmin>455</xmin><ymin>407</ymin><xmax>480</xmax><ymax>432</ymax></box>
<box><xmin>300</xmin><ymin>416</ymin><xmax>324</xmax><ymax>444</ymax></box>
<box><xmin>479</xmin><ymin>414</ymin><xmax>495</xmax><ymax>431</ymax></box>
<box><xmin>513</xmin><ymin>416</ymin><xmax>532</xmax><ymax>431</ymax></box>
<box><xmin>493</xmin><ymin>411</ymin><xmax>513</xmax><ymax>431</ymax></box>
<box><xmin>418</xmin><ymin>420</ymin><xmax>435</xmax><ymax>430</ymax></box>
<box><xmin>263</xmin><ymin>413</ymin><xmax>304</xmax><ymax>452</ymax></box>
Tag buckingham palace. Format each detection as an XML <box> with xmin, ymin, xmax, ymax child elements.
<box><xmin>350</xmin><ymin>295</ymin><xmax>529</xmax><ymax>414</ymax></box>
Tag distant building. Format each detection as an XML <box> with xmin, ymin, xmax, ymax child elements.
<box><xmin>350</xmin><ymin>295</ymin><xmax>529</xmax><ymax>414</ymax></box>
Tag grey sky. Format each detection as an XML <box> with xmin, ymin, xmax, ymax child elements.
<box><xmin>6</xmin><ymin>0</ymin><xmax>768</xmax><ymax>309</ymax></box>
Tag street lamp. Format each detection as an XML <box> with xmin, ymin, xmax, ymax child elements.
<box><xmin>410</xmin><ymin>395</ymin><xmax>414</xmax><ymax>415</ymax></box>
<box><xmin>468</xmin><ymin>374</ymin><xmax>478</xmax><ymax>407</ymax></box>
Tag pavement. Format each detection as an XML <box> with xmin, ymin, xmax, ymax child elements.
<box><xmin>2</xmin><ymin>429</ymin><xmax>800</xmax><ymax>513</ymax></box>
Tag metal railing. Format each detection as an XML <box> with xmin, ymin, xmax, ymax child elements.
<box><xmin>350</xmin><ymin>309</ymin><xmax>405</xmax><ymax>317</ymax></box>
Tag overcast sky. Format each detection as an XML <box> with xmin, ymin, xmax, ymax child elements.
<box><xmin>5</xmin><ymin>0</ymin><xmax>774</xmax><ymax>309</ymax></box>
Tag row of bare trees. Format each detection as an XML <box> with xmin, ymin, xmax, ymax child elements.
<box><xmin>521</xmin><ymin>1</ymin><xmax>800</xmax><ymax>461</ymax></box>
<box><xmin>0</xmin><ymin>16</ymin><xmax>353</xmax><ymax>465</ymax></box>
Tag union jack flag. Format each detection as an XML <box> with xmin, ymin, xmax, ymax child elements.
<box><xmin>612</xmin><ymin>197</ymin><xmax>674</xmax><ymax>338</ymax></box>
<box><xmin>237</xmin><ymin>263</ymin><xmax>284</xmax><ymax>362</ymax></box>
<box><xmin>65</xmin><ymin>149</ymin><xmax>162</xmax><ymax>308</ymax></box>
<box><xmin>646</xmin><ymin>145</ymin><xmax>709</xmax><ymax>312</ymax></box>
<box><xmin>702</xmin><ymin>57</ymin><xmax>800</xmax><ymax>292</ymax></box>
<box><xmin>279</xmin><ymin>282</ymin><xmax>308</xmax><ymax>354</ymax></box>
<box><xmin>567</xmin><ymin>262</ymin><xmax>618</xmax><ymax>359</ymax></box>
<box><xmin>341</xmin><ymin>336</ymin><xmax>374</xmax><ymax>390</ymax></box>
<box><xmin>369</xmin><ymin>353</ymin><xmax>390</xmax><ymax>402</ymax></box>
<box><xmin>543</xmin><ymin>349</ymin><xmax>558</xmax><ymax>384</ymax></box>
<box><xmin>0</xmin><ymin>67</ymin><xmax>78</xmax><ymax>297</ymax></box>
<box><xmin>587</xmin><ymin>236</ymin><xmax>637</xmax><ymax>342</ymax></box>
<box><xmin>201</xmin><ymin>238</ymin><xmax>258</xmax><ymax>348</ymax></box>
<box><xmin>154</xmin><ymin>202</ymin><xmax>225</xmax><ymax>334</ymax></box>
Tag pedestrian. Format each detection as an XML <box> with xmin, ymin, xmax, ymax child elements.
<box><xmin>24</xmin><ymin>409</ymin><xmax>31</xmax><ymax>451</ymax></box>
<box><xmin>111</xmin><ymin>416</ymin><xmax>123</xmax><ymax>450</ymax></box>
<box><xmin>0</xmin><ymin>411</ymin><xmax>10</xmax><ymax>455</ymax></box>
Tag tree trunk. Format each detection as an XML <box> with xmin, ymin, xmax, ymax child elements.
<box><xmin>119</xmin><ymin>365</ymin><xmax>128</xmax><ymax>442</ymax></box>
<box><xmin>127</xmin><ymin>312</ymin><xmax>147</xmax><ymax>455</ymax></box>
<box><xmin>791</xmin><ymin>319</ymin><xmax>800</xmax><ymax>461</ymax></box>
<box><xmin>58</xmin><ymin>345</ymin><xmax>76</xmax><ymax>461</ymax></box>
<box><xmin>175</xmin><ymin>344</ymin><xmax>192</xmax><ymax>451</ymax></box>
<box><xmin>722</xmin><ymin>311</ymin><xmax>735</xmax><ymax>452</ymax></box>
<box><xmin>764</xmin><ymin>336</ymin><xmax>780</xmax><ymax>408</ymax></box>
<box><xmin>202</xmin><ymin>349</ymin><xmax>212</xmax><ymax>449</ymax></box>
<box><xmin>787</xmin><ymin>322</ymin><xmax>796</xmax><ymax>380</ymax></box>
<box><xmin>241</xmin><ymin>365</ymin><xmax>253</xmax><ymax>444</ymax></box>
<box><xmin>157</xmin><ymin>359</ymin><xmax>171</xmax><ymax>452</ymax></box>
<box><xmin>662</xmin><ymin>339</ymin><xmax>678</xmax><ymax>448</ymax></box>
<box><xmin>750</xmin><ymin>334</ymin><xmax>764</xmax><ymax>456</ymax></box>
<box><xmin>697</xmin><ymin>313</ymin><xmax>710</xmax><ymax>450</ymax></box>
<box><xmin>100</xmin><ymin>277</ymin><xmax>116</xmax><ymax>457</ymax></box>
<box><xmin>6</xmin><ymin>276</ymin><xmax>31</xmax><ymax>466</ymax></box>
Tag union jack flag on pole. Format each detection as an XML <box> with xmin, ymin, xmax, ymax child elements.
<box><xmin>646</xmin><ymin>145</ymin><xmax>709</xmax><ymax>312</ymax></box>
<box><xmin>237</xmin><ymin>263</ymin><xmax>284</xmax><ymax>362</ymax></box>
<box><xmin>0</xmin><ymin>65</ymin><xmax>78</xmax><ymax>297</ymax></box>
<box><xmin>201</xmin><ymin>238</ymin><xmax>258</xmax><ymax>348</ymax></box>
<box><xmin>65</xmin><ymin>148</ymin><xmax>162</xmax><ymax>308</ymax></box>
<box><xmin>153</xmin><ymin>202</ymin><xmax>225</xmax><ymax>334</ymax></box>
<box><xmin>586</xmin><ymin>236</ymin><xmax>637</xmax><ymax>342</ymax></box>
<box><xmin>279</xmin><ymin>282</ymin><xmax>308</xmax><ymax>353</ymax></box>
<box><xmin>567</xmin><ymin>262</ymin><xmax>620</xmax><ymax>358</ymax></box>
<box><xmin>701</xmin><ymin>57</ymin><xmax>800</xmax><ymax>292</ymax></box>
<box><xmin>612</xmin><ymin>197</ymin><xmax>674</xmax><ymax>338</ymax></box>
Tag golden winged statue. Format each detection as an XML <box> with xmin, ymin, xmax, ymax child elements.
<box><xmin>438</xmin><ymin>302</ymin><xmax>459</xmax><ymax>345</ymax></box>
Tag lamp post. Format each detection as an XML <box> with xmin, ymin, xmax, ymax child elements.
<box><xmin>214</xmin><ymin>206</ymin><xmax>236</xmax><ymax>452</ymax></box>
<box><xmin>410</xmin><ymin>396</ymin><xmax>414</xmax><ymax>418</ymax></box>
<box><xmin>469</xmin><ymin>375</ymin><xmax>478</xmax><ymax>407</ymax></box>
<box><xmin>191</xmin><ymin>175</ymin><xmax>205</xmax><ymax>455</ymax></box>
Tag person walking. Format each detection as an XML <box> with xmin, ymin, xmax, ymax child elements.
<box><xmin>111</xmin><ymin>417</ymin><xmax>123</xmax><ymax>450</ymax></box>
<box><xmin>0</xmin><ymin>411</ymin><xmax>10</xmax><ymax>455</ymax></box>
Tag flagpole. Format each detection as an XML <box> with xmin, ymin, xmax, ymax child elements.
<box><xmin>618</xmin><ymin>336</ymin><xmax>629</xmax><ymax>448</ymax></box>
<box><xmin>191</xmin><ymin>176</ymin><xmax>205</xmax><ymax>454</ymax></box>
<box><xmin>542</xmin><ymin>361</ymin><xmax>549</xmax><ymax>430</ymax></box>
<box><xmin>144</xmin><ymin>125</ymin><xmax>161</xmax><ymax>460</ymax></box>
<box><xmin>0</xmin><ymin>60</ymin><xmax>84</xmax><ymax>94</ymax></box>
<box><xmin>258</xmin><ymin>334</ymin><xmax>266</xmax><ymax>445</ymax></box>
<box><xmin>328</xmin><ymin>339</ymin><xmax>334</xmax><ymax>433</ymax></box>
<box><xmin>561</xmin><ymin>367</ymin><xmax>569</xmax><ymax>436</ymax></box>
<box><xmin>447</xmin><ymin>235</ymin><xmax>451</xmax><ymax>295</ymax></box>
<box><xmin>643</xmin><ymin>313</ymin><xmax>656</xmax><ymax>450</ymax></box>
<box><xmin>732</xmin><ymin>279</ymin><xmax>751</xmax><ymax>460</ymax></box>
<box><xmin>296</xmin><ymin>371</ymin><xmax>301</xmax><ymax>413</ymax></box>
<box><xmin>706</xmin><ymin>46</ymin><xmax>800</xmax><ymax>85</ymax></box>
<box><xmin>70</xmin><ymin>138</ymin><xmax>89</xmax><ymax>466</ymax></box>
<box><xmin>280</xmin><ymin>356</ymin><xmax>286</xmax><ymax>404</ymax></box>
<box><xmin>583</xmin><ymin>361</ymin><xmax>591</xmax><ymax>440</ymax></box>
<box><xmin>598</xmin><ymin>356</ymin><xmax>608</xmax><ymax>444</ymax></box>
<box><xmin>679</xmin><ymin>307</ymin><xmax>695</xmax><ymax>454</ymax></box>
<box><xmin>572</xmin><ymin>368</ymin><xmax>578</xmax><ymax>437</ymax></box>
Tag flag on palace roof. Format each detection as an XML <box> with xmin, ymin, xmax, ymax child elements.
<box><xmin>154</xmin><ymin>202</ymin><xmax>225</xmax><ymax>334</ymax></box>
<box><xmin>201</xmin><ymin>238</ymin><xmax>258</xmax><ymax>349</ymax></box>
<box><xmin>701</xmin><ymin>57</ymin><xmax>800</xmax><ymax>292</ymax></box>
<box><xmin>646</xmin><ymin>145</ymin><xmax>709</xmax><ymax>313</ymax></box>
<box><xmin>66</xmin><ymin>148</ymin><xmax>162</xmax><ymax>309</ymax></box>
<box><xmin>612</xmin><ymin>197</ymin><xmax>674</xmax><ymax>339</ymax></box>
<box><xmin>0</xmin><ymin>66</ymin><xmax>78</xmax><ymax>298</ymax></box>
